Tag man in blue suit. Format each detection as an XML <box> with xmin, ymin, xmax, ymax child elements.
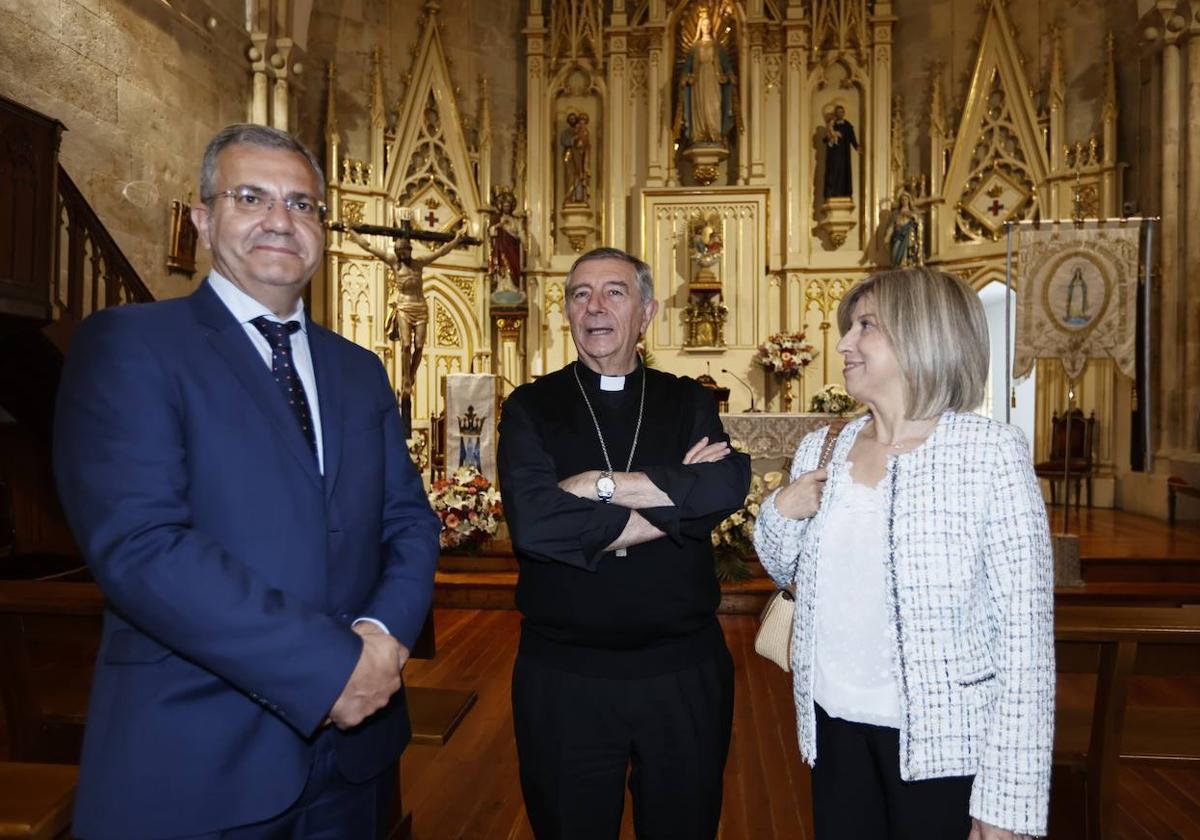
<box><xmin>53</xmin><ymin>124</ymin><xmax>441</xmax><ymax>839</ymax></box>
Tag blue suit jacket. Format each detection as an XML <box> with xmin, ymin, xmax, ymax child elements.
<box><xmin>53</xmin><ymin>280</ymin><xmax>440</xmax><ymax>838</ymax></box>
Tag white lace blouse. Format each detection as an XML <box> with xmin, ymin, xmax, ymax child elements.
<box><xmin>813</xmin><ymin>469</ymin><xmax>902</xmax><ymax>729</ymax></box>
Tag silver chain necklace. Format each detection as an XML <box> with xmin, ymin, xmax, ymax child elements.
<box><xmin>572</xmin><ymin>362</ymin><xmax>646</xmax><ymax>474</ymax></box>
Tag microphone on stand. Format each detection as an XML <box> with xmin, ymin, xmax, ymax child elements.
<box><xmin>721</xmin><ymin>369</ymin><xmax>761</xmax><ymax>413</ymax></box>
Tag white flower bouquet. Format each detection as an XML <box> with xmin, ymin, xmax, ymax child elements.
<box><xmin>809</xmin><ymin>383</ymin><xmax>860</xmax><ymax>416</ymax></box>
<box><xmin>427</xmin><ymin>466</ymin><xmax>504</xmax><ymax>551</ymax></box>
<box><xmin>753</xmin><ymin>332</ymin><xmax>817</xmax><ymax>379</ymax></box>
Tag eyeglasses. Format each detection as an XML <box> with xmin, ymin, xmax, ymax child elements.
<box><xmin>205</xmin><ymin>186</ymin><xmax>328</xmax><ymax>223</ymax></box>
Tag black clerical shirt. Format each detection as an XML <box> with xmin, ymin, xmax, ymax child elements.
<box><xmin>498</xmin><ymin>362</ymin><xmax>751</xmax><ymax>678</ymax></box>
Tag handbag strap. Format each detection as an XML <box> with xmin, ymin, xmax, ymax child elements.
<box><xmin>816</xmin><ymin>419</ymin><xmax>848</xmax><ymax>470</ymax></box>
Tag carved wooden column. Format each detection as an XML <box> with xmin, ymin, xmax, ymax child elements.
<box><xmin>783</xmin><ymin>14</ymin><xmax>810</xmax><ymax>265</ymax></box>
<box><xmin>1047</xmin><ymin>28</ymin><xmax>1066</xmax><ymax>220</ymax></box>
<box><xmin>607</xmin><ymin>30</ymin><xmax>630</xmax><ymax>244</ymax></box>
<box><xmin>1156</xmin><ymin>5</ymin><xmax>1185</xmax><ymax>452</ymax></box>
<box><xmin>492</xmin><ymin>308</ymin><xmax>527</xmax><ymax>386</ymax></box>
<box><xmin>646</xmin><ymin>29</ymin><xmax>667</xmax><ymax>187</ymax></box>
<box><xmin>748</xmin><ymin>25</ymin><xmax>766</xmax><ymax>183</ymax></box>
<box><xmin>1187</xmin><ymin>16</ymin><xmax>1200</xmax><ymax>449</ymax></box>
<box><xmin>524</xmin><ymin>8</ymin><xmax>550</xmax><ymax>267</ymax></box>
<box><xmin>868</xmin><ymin>2</ymin><xmax>895</xmax><ymax>236</ymax></box>
<box><xmin>926</xmin><ymin>64</ymin><xmax>947</xmax><ymax>260</ymax></box>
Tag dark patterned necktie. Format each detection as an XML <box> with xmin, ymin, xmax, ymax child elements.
<box><xmin>250</xmin><ymin>316</ymin><xmax>317</xmax><ymax>459</ymax></box>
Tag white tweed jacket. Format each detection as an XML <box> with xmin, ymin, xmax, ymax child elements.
<box><xmin>753</xmin><ymin>411</ymin><xmax>1054</xmax><ymax>836</ymax></box>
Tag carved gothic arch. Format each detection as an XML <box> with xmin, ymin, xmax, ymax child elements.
<box><xmin>937</xmin><ymin>0</ymin><xmax>1049</xmax><ymax>256</ymax></box>
<box><xmin>384</xmin><ymin>7</ymin><xmax>483</xmax><ymax>231</ymax></box>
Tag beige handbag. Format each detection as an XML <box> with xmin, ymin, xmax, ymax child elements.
<box><xmin>753</xmin><ymin>420</ymin><xmax>847</xmax><ymax>672</ymax></box>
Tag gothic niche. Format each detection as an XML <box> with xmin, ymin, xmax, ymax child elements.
<box><xmin>812</xmin><ymin>61</ymin><xmax>863</xmax><ymax>249</ymax></box>
<box><xmin>554</xmin><ymin>64</ymin><xmax>600</xmax><ymax>253</ymax></box>
<box><xmin>682</xmin><ymin>212</ymin><xmax>728</xmax><ymax>349</ymax></box>
<box><xmin>672</xmin><ymin>0</ymin><xmax>742</xmax><ymax>187</ymax></box>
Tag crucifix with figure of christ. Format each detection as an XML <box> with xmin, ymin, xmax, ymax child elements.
<box><xmin>329</xmin><ymin>218</ymin><xmax>481</xmax><ymax>430</ymax></box>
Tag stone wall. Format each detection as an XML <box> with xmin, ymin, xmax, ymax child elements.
<box><xmin>0</xmin><ymin>0</ymin><xmax>251</xmax><ymax>301</ymax></box>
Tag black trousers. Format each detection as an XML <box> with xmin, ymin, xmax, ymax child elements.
<box><xmin>812</xmin><ymin>704</ymin><xmax>973</xmax><ymax>840</ymax></box>
<box><xmin>511</xmin><ymin>648</ymin><xmax>734</xmax><ymax>840</ymax></box>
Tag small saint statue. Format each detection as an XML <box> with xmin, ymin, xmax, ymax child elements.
<box><xmin>486</xmin><ymin>186</ymin><xmax>526</xmax><ymax>306</ymax></box>
<box><xmin>822</xmin><ymin>104</ymin><xmax>859</xmax><ymax>200</ymax></box>
<box><xmin>884</xmin><ymin>191</ymin><xmax>923</xmax><ymax>268</ymax></box>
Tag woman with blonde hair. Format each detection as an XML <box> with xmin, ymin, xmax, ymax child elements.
<box><xmin>754</xmin><ymin>267</ymin><xmax>1053</xmax><ymax>840</ymax></box>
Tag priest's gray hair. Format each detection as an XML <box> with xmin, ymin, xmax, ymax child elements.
<box><xmin>837</xmin><ymin>266</ymin><xmax>989</xmax><ymax>420</ymax></box>
<box><xmin>566</xmin><ymin>247</ymin><xmax>655</xmax><ymax>305</ymax></box>
<box><xmin>199</xmin><ymin>124</ymin><xmax>325</xmax><ymax>201</ymax></box>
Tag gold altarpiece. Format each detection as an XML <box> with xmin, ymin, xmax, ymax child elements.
<box><xmin>319</xmin><ymin>0</ymin><xmax>1129</xmax><ymax>505</ymax></box>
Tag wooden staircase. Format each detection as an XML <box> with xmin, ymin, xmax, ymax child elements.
<box><xmin>0</xmin><ymin>94</ymin><xmax>154</xmax><ymax>576</ymax></box>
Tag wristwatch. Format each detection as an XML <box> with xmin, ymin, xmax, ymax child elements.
<box><xmin>596</xmin><ymin>470</ymin><xmax>616</xmax><ymax>503</ymax></box>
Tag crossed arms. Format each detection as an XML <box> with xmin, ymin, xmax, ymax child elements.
<box><xmin>498</xmin><ymin>383</ymin><xmax>751</xmax><ymax>569</ymax></box>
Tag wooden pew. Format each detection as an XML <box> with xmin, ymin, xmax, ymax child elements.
<box><xmin>0</xmin><ymin>580</ymin><xmax>472</xmax><ymax>839</ymax></box>
<box><xmin>1052</xmin><ymin>605</ymin><xmax>1200</xmax><ymax>840</ymax></box>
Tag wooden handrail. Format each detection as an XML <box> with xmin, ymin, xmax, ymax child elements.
<box><xmin>1055</xmin><ymin>604</ymin><xmax>1200</xmax><ymax>643</ymax></box>
<box><xmin>54</xmin><ymin>167</ymin><xmax>153</xmax><ymax>323</ymax></box>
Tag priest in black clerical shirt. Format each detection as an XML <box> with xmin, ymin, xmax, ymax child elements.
<box><xmin>498</xmin><ymin>247</ymin><xmax>751</xmax><ymax>840</ymax></box>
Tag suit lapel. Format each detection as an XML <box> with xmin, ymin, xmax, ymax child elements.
<box><xmin>189</xmin><ymin>280</ymin><xmax>323</xmax><ymax>488</ymax></box>
<box><xmin>306</xmin><ymin>318</ymin><xmax>344</xmax><ymax>503</ymax></box>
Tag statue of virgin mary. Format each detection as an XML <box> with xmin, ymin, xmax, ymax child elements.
<box><xmin>673</xmin><ymin>6</ymin><xmax>738</xmax><ymax>149</ymax></box>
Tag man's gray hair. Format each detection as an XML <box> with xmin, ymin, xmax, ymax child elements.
<box><xmin>199</xmin><ymin>124</ymin><xmax>325</xmax><ymax>201</ymax></box>
<box><xmin>565</xmin><ymin>247</ymin><xmax>655</xmax><ymax>304</ymax></box>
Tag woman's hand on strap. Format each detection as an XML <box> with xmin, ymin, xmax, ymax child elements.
<box><xmin>771</xmin><ymin>468</ymin><xmax>827</xmax><ymax>520</ymax></box>
<box><xmin>968</xmin><ymin>818</ymin><xmax>1033</xmax><ymax>840</ymax></box>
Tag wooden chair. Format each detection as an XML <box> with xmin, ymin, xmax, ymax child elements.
<box><xmin>1052</xmin><ymin>605</ymin><xmax>1200</xmax><ymax>840</ymax></box>
<box><xmin>1035</xmin><ymin>408</ymin><xmax>1096</xmax><ymax>509</ymax></box>
<box><xmin>429</xmin><ymin>410</ymin><xmax>447</xmax><ymax>482</ymax></box>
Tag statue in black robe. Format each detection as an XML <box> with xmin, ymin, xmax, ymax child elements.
<box><xmin>822</xmin><ymin>105</ymin><xmax>859</xmax><ymax>200</ymax></box>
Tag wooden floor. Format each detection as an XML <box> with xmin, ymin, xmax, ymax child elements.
<box><xmin>403</xmin><ymin>608</ymin><xmax>1200</xmax><ymax>840</ymax></box>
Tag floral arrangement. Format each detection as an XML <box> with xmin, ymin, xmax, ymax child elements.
<box><xmin>427</xmin><ymin>466</ymin><xmax>504</xmax><ymax>551</ymax></box>
<box><xmin>809</xmin><ymin>383</ymin><xmax>860</xmax><ymax>416</ymax></box>
<box><xmin>753</xmin><ymin>332</ymin><xmax>817</xmax><ymax>379</ymax></box>
<box><xmin>711</xmin><ymin>444</ymin><xmax>784</xmax><ymax>581</ymax></box>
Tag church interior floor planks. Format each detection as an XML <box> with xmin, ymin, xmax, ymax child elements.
<box><xmin>402</xmin><ymin>608</ymin><xmax>1200</xmax><ymax>839</ymax></box>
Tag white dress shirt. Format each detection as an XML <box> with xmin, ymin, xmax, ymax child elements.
<box><xmin>207</xmin><ymin>271</ymin><xmax>324</xmax><ymax>475</ymax></box>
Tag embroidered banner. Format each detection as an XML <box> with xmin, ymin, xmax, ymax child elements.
<box><xmin>1013</xmin><ymin>221</ymin><xmax>1140</xmax><ymax>381</ymax></box>
<box><xmin>445</xmin><ymin>373</ymin><xmax>497</xmax><ymax>481</ymax></box>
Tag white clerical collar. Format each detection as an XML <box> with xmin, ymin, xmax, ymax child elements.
<box><xmin>599</xmin><ymin>375</ymin><xmax>626</xmax><ymax>392</ymax></box>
